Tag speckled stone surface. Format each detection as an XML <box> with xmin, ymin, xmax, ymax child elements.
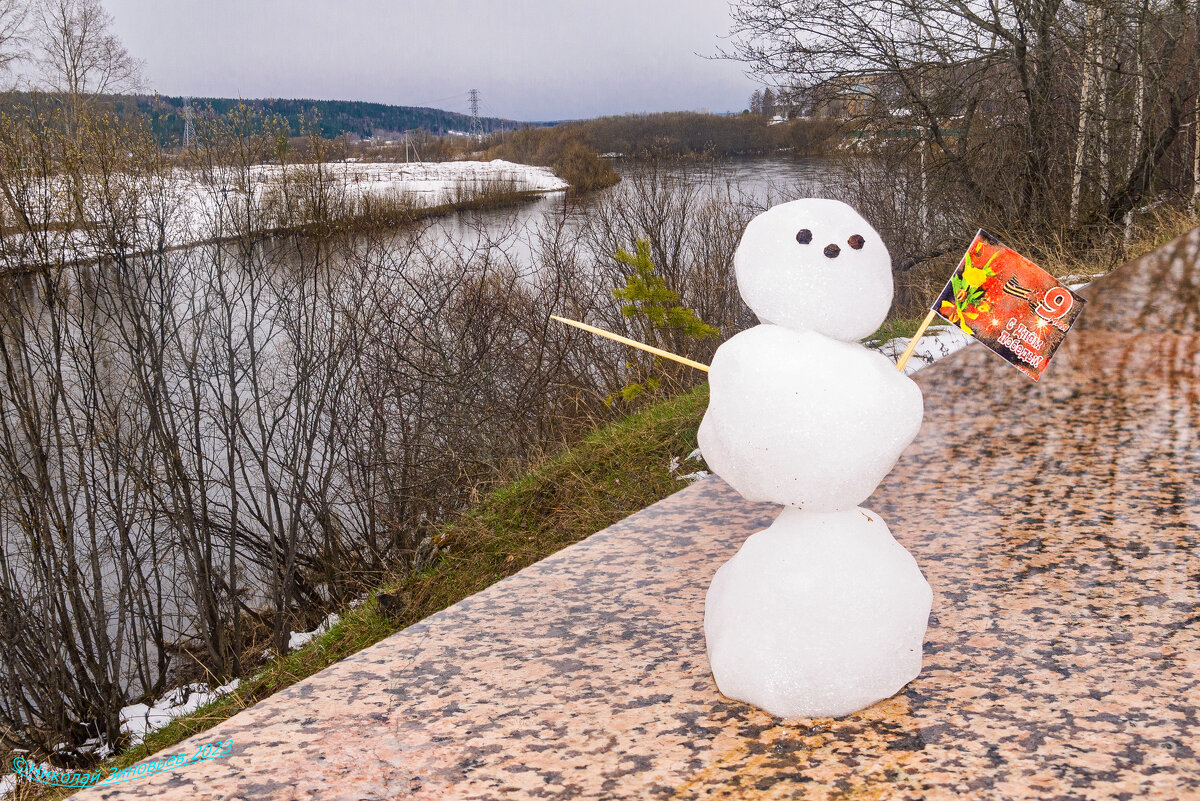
<box><xmin>79</xmin><ymin>229</ymin><xmax>1200</xmax><ymax>800</ymax></box>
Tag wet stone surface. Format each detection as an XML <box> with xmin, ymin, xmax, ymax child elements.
<box><xmin>78</xmin><ymin>228</ymin><xmax>1200</xmax><ymax>800</ymax></box>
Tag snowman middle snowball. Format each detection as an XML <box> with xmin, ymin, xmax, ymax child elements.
<box><xmin>699</xmin><ymin>198</ymin><xmax>923</xmax><ymax>512</ymax></box>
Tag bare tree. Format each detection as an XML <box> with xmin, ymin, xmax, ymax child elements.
<box><xmin>0</xmin><ymin>0</ymin><xmax>26</xmax><ymax>83</ymax></box>
<box><xmin>725</xmin><ymin>0</ymin><xmax>1200</xmax><ymax>249</ymax></box>
<box><xmin>1071</xmin><ymin>5</ymin><xmax>1100</xmax><ymax>227</ymax></box>
<box><xmin>32</xmin><ymin>0</ymin><xmax>142</xmax><ymax>125</ymax></box>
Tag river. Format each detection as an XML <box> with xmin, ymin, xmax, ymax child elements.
<box><xmin>428</xmin><ymin>155</ymin><xmax>841</xmax><ymax>266</ymax></box>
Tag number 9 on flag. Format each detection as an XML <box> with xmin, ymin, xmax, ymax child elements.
<box><xmin>1036</xmin><ymin>287</ymin><xmax>1074</xmax><ymax>322</ymax></box>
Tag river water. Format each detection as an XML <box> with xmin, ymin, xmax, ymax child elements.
<box><xmin>429</xmin><ymin>156</ymin><xmax>840</xmax><ymax>265</ymax></box>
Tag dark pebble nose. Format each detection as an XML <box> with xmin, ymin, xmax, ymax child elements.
<box><xmin>823</xmin><ymin>243</ymin><xmax>841</xmax><ymax>258</ymax></box>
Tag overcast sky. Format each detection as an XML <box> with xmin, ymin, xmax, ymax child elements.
<box><xmin>103</xmin><ymin>0</ymin><xmax>759</xmax><ymax>121</ymax></box>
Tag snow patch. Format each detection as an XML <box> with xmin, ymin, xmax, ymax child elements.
<box><xmin>872</xmin><ymin>324</ymin><xmax>973</xmax><ymax>375</ymax></box>
<box><xmin>668</xmin><ymin>448</ymin><xmax>709</xmax><ymax>483</ymax></box>
<box><xmin>287</xmin><ymin>611</ymin><xmax>341</xmax><ymax>652</ymax></box>
<box><xmin>250</xmin><ymin>159</ymin><xmax>568</xmax><ymax>202</ymax></box>
<box><xmin>118</xmin><ymin>681</ymin><xmax>235</xmax><ymax>744</ymax></box>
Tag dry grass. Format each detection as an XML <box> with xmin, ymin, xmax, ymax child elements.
<box><xmin>891</xmin><ymin>208</ymin><xmax>1200</xmax><ymax>319</ymax></box>
<box><xmin>1030</xmin><ymin>207</ymin><xmax>1200</xmax><ymax>278</ymax></box>
<box><xmin>261</xmin><ymin>172</ymin><xmax>545</xmax><ymax>235</ymax></box>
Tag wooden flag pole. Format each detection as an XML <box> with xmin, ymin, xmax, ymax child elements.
<box><xmin>894</xmin><ymin>309</ymin><xmax>938</xmax><ymax>373</ymax></box>
<box><xmin>550</xmin><ymin>315</ymin><xmax>710</xmax><ymax>373</ymax></box>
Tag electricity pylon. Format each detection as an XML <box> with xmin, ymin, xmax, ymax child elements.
<box><xmin>468</xmin><ymin>88</ymin><xmax>481</xmax><ymax>141</ymax></box>
<box><xmin>182</xmin><ymin>97</ymin><xmax>195</xmax><ymax>149</ymax></box>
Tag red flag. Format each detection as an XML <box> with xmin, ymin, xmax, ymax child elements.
<box><xmin>934</xmin><ymin>230</ymin><xmax>1085</xmax><ymax>381</ymax></box>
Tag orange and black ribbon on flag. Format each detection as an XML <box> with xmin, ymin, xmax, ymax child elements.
<box><xmin>934</xmin><ymin>229</ymin><xmax>1085</xmax><ymax>381</ymax></box>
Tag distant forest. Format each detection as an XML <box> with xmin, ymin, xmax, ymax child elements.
<box><xmin>478</xmin><ymin>111</ymin><xmax>838</xmax><ymax>192</ymax></box>
<box><xmin>134</xmin><ymin>95</ymin><xmax>536</xmax><ymax>142</ymax></box>
<box><xmin>491</xmin><ymin>112</ymin><xmax>839</xmax><ymax>161</ymax></box>
<box><xmin>2</xmin><ymin>92</ymin><xmax>537</xmax><ymax>143</ymax></box>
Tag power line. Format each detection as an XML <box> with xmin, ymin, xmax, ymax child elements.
<box><xmin>408</xmin><ymin>90</ymin><xmax>471</xmax><ymax>109</ymax></box>
<box><xmin>403</xmin><ymin>130</ymin><xmax>422</xmax><ymax>163</ymax></box>
<box><xmin>480</xmin><ymin>99</ymin><xmax>509</xmax><ymax>131</ymax></box>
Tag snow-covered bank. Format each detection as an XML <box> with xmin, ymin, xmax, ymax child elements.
<box><xmin>116</xmin><ymin>609</ymin><xmax>349</xmax><ymax>751</ymax></box>
<box><xmin>286</xmin><ymin>609</ymin><xmax>343</xmax><ymax>652</ymax></box>
<box><xmin>0</xmin><ymin>677</ymin><xmax>242</xmax><ymax>799</ymax></box>
<box><xmin>3</xmin><ymin>159</ymin><xmax>569</xmax><ymax>269</ymax></box>
<box><xmin>0</xmin><ymin>607</ymin><xmax>348</xmax><ymax>799</ymax></box>
<box><xmin>269</xmin><ymin>160</ymin><xmax>569</xmax><ymax>201</ymax></box>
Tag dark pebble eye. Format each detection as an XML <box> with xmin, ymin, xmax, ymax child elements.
<box><xmin>848</xmin><ymin>234</ymin><xmax>865</xmax><ymax>250</ymax></box>
<box><xmin>824</xmin><ymin>243</ymin><xmax>841</xmax><ymax>258</ymax></box>
<box><xmin>795</xmin><ymin>228</ymin><xmax>812</xmax><ymax>244</ymax></box>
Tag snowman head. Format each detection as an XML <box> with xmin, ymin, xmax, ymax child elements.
<box><xmin>734</xmin><ymin>198</ymin><xmax>893</xmax><ymax>341</ymax></box>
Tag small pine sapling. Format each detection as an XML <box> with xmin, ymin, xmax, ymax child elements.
<box><xmin>607</xmin><ymin>238</ymin><xmax>717</xmax><ymax>404</ymax></box>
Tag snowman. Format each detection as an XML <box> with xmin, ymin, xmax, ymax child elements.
<box><xmin>699</xmin><ymin>198</ymin><xmax>932</xmax><ymax>719</ymax></box>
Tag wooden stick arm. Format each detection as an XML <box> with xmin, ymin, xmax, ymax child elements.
<box><xmin>550</xmin><ymin>316</ymin><xmax>711</xmax><ymax>373</ymax></box>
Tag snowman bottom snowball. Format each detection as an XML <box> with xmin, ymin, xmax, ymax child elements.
<box><xmin>704</xmin><ymin>507</ymin><xmax>932</xmax><ymax>719</ymax></box>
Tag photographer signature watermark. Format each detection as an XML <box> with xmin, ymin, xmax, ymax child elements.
<box><xmin>11</xmin><ymin>738</ymin><xmax>232</xmax><ymax>788</ymax></box>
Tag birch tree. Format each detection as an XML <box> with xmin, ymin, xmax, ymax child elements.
<box><xmin>1070</xmin><ymin>5</ymin><xmax>1099</xmax><ymax>227</ymax></box>
<box><xmin>0</xmin><ymin>0</ymin><xmax>25</xmax><ymax>83</ymax></box>
<box><xmin>32</xmin><ymin>0</ymin><xmax>142</xmax><ymax>128</ymax></box>
<box><xmin>1194</xmin><ymin>0</ymin><xmax>1200</xmax><ymax>210</ymax></box>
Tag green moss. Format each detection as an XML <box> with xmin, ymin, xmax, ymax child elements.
<box><xmin>861</xmin><ymin>315</ymin><xmax>933</xmax><ymax>346</ymax></box>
